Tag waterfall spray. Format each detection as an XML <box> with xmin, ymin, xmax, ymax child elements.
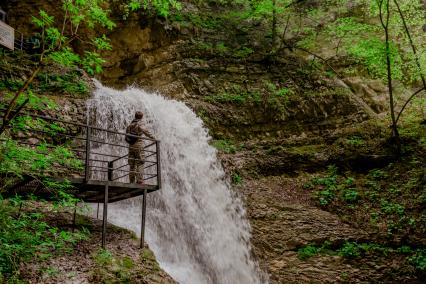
<box><xmin>87</xmin><ymin>81</ymin><xmax>267</xmax><ymax>284</ymax></box>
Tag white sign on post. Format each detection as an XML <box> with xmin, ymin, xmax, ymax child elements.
<box><xmin>0</xmin><ymin>21</ymin><xmax>14</xmax><ymax>50</ymax></box>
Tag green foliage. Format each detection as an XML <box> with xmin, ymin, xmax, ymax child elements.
<box><xmin>81</xmin><ymin>51</ymin><xmax>105</xmax><ymax>75</ymax></box>
<box><xmin>205</xmin><ymin>92</ymin><xmax>245</xmax><ymax>104</ymax></box>
<box><xmin>264</xmin><ymin>81</ymin><xmax>292</xmax><ymax>112</ymax></box>
<box><xmin>1</xmin><ymin>88</ymin><xmax>58</xmax><ymax>111</ymax></box>
<box><xmin>368</xmin><ymin>169</ymin><xmax>387</xmax><ymax>180</ymax></box>
<box><xmin>0</xmin><ymin>79</ymin><xmax>24</xmax><ymax>92</ymax></box>
<box><xmin>234</xmin><ymin>47</ymin><xmax>254</xmax><ymax>58</ymax></box>
<box><xmin>331</xmin><ymin>17</ymin><xmax>377</xmax><ymax>39</ymax></box>
<box><xmin>31</xmin><ymin>2</ymin><xmax>115</xmax><ymax>75</ymax></box>
<box><xmin>338</xmin><ymin>242</ymin><xmax>361</xmax><ymax>258</ymax></box>
<box><xmin>409</xmin><ymin>249</ymin><xmax>426</xmax><ymax>271</ymax></box>
<box><xmin>298</xmin><ymin>240</ymin><xmax>425</xmax><ymax>271</ymax></box>
<box><xmin>216</xmin><ymin>42</ymin><xmax>229</xmax><ymax>55</ymax></box>
<box><xmin>298</xmin><ymin>245</ymin><xmax>320</xmax><ymax>260</ymax></box>
<box><xmin>342</xmin><ymin>189</ymin><xmax>359</xmax><ymax>203</ymax></box>
<box><xmin>348</xmin><ymin>38</ymin><xmax>403</xmax><ymax>81</ymax></box>
<box><xmin>126</xmin><ymin>0</ymin><xmax>182</xmax><ymax>17</ymax></box>
<box><xmin>37</xmin><ymin>71</ymin><xmax>90</xmax><ymax>96</ymax></box>
<box><xmin>232</xmin><ymin>172</ymin><xmax>243</xmax><ymax>185</ymax></box>
<box><xmin>94</xmin><ymin>249</ymin><xmax>113</xmax><ymax>266</ymax></box>
<box><xmin>0</xmin><ymin>138</ymin><xmax>83</xmax><ymax>190</ymax></box>
<box><xmin>310</xmin><ymin>165</ymin><xmax>339</xmax><ymax>206</ymax></box>
<box><xmin>48</xmin><ymin>47</ymin><xmax>81</xmax><ymax>68</ymax></box>
<box><xmin>205</xmin><ymin>89</ymin><xmax>261</xmax><ymax>105</ymax></box>
<box><xmin>0</xmin><ymin>199</ymin><xmax>89</xmax><ymax>276</ymax></box>
<box><xmin>90</xmin><ymin>248</ymin><xmax>152</xmax><ymax>283</ymax></box>
<box><xmin>211</xmin><ymin>139</ymin><xmax>237</xmax><ymax>154</ymax></box>
<box><xmin>346</xmin><ymin>136</ymin><xmax>365</xmax><ymax>146</ymax></box>
<box><xmin>380</xmin><ymin>199</ymin><xmax>405</xmax><ymax>216</ymax></box>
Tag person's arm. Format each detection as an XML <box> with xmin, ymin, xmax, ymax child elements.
<box><xmin>142</xmin><ymin>127</ymin><xmax>154</xmax><ymax>139</ymax></box>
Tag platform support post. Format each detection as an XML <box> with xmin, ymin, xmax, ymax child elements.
<box><xmin>96</xmin><ymin>203</ymin><xmax>100</xmax><ymax>219</ymax></box>
<box><xmin>140</xmin><ymin>189</ymin><xmax>147</xmax><ymax>249</ymax></box>
<box><xmin>72</xmin><ymin>204</ymin><xmax>77</xmax><ymax>232</ymax></box>
<box><xmin>84</xmin><ymin>124</ymin><xmax>91</xmax><ymax>182</ymax></box>
<box><xmin>156</xmin><ymin>141</ymin><xmax>161</xmax><ymax>189</ymax></box>
<box><xmin>102</xmin><ymin>184</ymin><xmax>109</xmax><ymax>248</ymax></box>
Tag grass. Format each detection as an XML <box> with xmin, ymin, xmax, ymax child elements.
<box><xmin>211</xmin><ymin>139</ymin><xmax>238</xmax><ymax>154</ymax></box>
<box><xmin>37</xmin><ymin>71</ymin><xmax>90</xmax><ymax>97</ymax></box>
<box><xmin>298</xmin><ymin>241</ymin><xmax>426</xmax><ymax>272</ymax></box>
<box><xmin>232</xmin><ymin>172</ymin><xmax>243</xmax><ymax>185</ymax></box>
<box><xmin>304</xmin><ymin>144</ymin><xmax>425</xmax><ymax>244</ymax></box>
<box><xmin>0</xmin><ymin>199</ymin><xmax>89</xmax><ymax>279</ymax></box>
<box><xmin>89</xmin><ymin>248</ymin><xmax>163</xmax><ymax>283</ymax></box>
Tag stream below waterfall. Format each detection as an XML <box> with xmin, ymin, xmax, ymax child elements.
<box><xmin>85</xmin><ymin>82</ymin><xmax>267</xmax><ymax>284</ymax></box>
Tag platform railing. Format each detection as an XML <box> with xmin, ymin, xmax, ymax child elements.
<box><xmin>0</xmin><ymin>108</ymin><xmax>161</xmax><ymax>189</ymax></box>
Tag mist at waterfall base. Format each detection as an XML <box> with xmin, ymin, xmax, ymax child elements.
<box><xmin>86</xmin><ymin>82</ymin><xmax>267</xmax><ymax>284</ymax></box>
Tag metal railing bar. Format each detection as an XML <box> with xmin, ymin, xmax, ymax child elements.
<box><xmin>112</xmin><ymin>169</ymin><xmax>158</xmax><ymax>175</ymax></box>
<box><xmin>112</xmin><ymin>163</ymin><xmax>129</xmax><ymax>171</ymax></box>
<box><xmin>88</xmin><ymin>165</ymin><xmax>112</xmax><ymax>171</ymax></box>
<box><xmin>0</xmin><ymin>109</ymin><xmax>89</xmax><ymax>129</ymax></box>
<box><xmin>87</xmin><ymin>158</ymin><xmax>109</xmax><ymax>164</ymax></box>
<box><xmin>11</xmin><ymin>127</ymin><xmax>87</xmax><ymax>141</ymax></box>
<box><xmin>111</xmin><ymin>153</ymin><xmax>129</xmax><ymax>163</ymax></box>
<box><xmin>112</xmin><ymin>173</ymin><xmax>128</xmax><ymax>181</ymax></box>
<box><xmin>111</xmin><ymin>169</ymin><xmax>138</xmax><ymax>174</ymax></box>
<box><xmin>0</xmin><ymin>109</ymin><xmax>157</xmax><ymax>142</ymax></box>
<box><xmin>144</xmin><ymin>142</ymin><xmax>156</xmax><ymax>149</ymax></box>
<box><xmin>143</xmin><ymin>175</ymin><xmax>158</xmax><ymax>181</ymax></box>
<box><xmin>90</xmin><ymin>170</ymin><xmax>109</xmax><ymax>173</ymax></box>
<box><xmin>143</xmin><ymin>163</ymin><xmax>157</xmax><ymax>170</ymax></box>
<box><xmin>89</xmin><ymin>152</ymin><xmax>123</xmax><ymax>159</ymax></box>
<box><xmin>87</xmin><ymin>139</ymin><xmax>129</xmax><ymax>149</ymax></box>
<box><xmin>9</xmin><ymin>142</ymin><xmax>86</xmax><ymax>159</ymax></box>
<box><xmin>0</xmin><ymin>108</ymin><xmax>162</xmax><ymax>188</ymax></box>
<box><xmin>126</xmin><ymin>158</ymin><xmax>157</xmax><ymax>164</ymax></box>
<box><xmin>145</xmin><ymin>152</ymin><xmax>156</xmax><ymax>159</ymax></box>
<box><xmin>111</xmin><ymin>173</ymin><xmax>157</xmax><ymax>181</ymax></box>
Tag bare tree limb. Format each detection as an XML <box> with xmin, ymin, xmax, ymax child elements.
<box><xmin>0</xmin><ymin>99</ymin><xmax>30</xmax><ymax>134</ymax></box>
<box><xmin>291</xmin><ymin>45</ymin><xmax>342</xmax><ymax>79</ymax></box>
<box><xmin>393</xmin><ymin>0</ymin><xmax>426</xmax><ymax>88</ymax></box>
<box><xmin>395</xmin><ymin>87</ymin><xmax>425</xmax><ymax>124</ymax></box>
<box><xmin>379</xmin><ymin>0</ymin><xmax>400</xmax><ymax>151</ymax></box>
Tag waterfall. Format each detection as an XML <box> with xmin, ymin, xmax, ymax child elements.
<box><xmin>86</xmin><ymin>81</ymin><xmax>267</xmax><ymax>284</ymax></box>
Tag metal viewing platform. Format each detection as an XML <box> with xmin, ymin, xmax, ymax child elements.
<box><xmin>0</xmin><ymin>108</ymin><xmax>161</xmax><ymax>248</ymax></box>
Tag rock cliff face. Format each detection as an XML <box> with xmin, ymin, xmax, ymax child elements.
<box><xmin>3</xmin><ymin>1</ymin><xmax>424</xmax><ymax>283</ymax></box>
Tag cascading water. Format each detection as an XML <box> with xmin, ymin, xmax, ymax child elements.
<box><xmin>86</xmin><ymin>81</ymin><xmax>267</xmax><ymax>284</ymax></box>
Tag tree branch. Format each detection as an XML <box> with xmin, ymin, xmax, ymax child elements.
<box><xmin>291</xmin><ymin>45</ymin><xmax>342</xmax><ymax>79</ymax></box>
<box><xmin>395</xmin><ymin>87</ymin><xmax>425</xmax><ymax>124</ymax></box>
<box><xmin>0</xmin><ymin>99</ymin><xmax>30</xmax><ymax>135</ymax></box>
<box><xmin>393</xmin><ymin>0</ymin><xmax>426</xmax><ymax>87</ymax></box>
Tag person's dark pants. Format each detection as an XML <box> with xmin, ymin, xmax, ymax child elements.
<box><xmin>128</xmin><ymin>144</ymin><xmax>144</xmax><ymax>184</ymax></box>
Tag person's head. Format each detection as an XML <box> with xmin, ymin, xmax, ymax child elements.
<box><xmin>135</xmin><ymin>111</ymin><xmax>144</xmax><ymax>120</ymax></box>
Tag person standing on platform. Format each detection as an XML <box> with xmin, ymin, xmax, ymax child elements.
<box><xmin>125</xmin><ymin>111</ymin><xmax>154</xmax><ymax>184</ymax></box>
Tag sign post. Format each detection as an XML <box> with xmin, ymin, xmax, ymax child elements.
<box><xmin>0</xmin><ymin>21</ymin><xmax>14</xmax><ymax>50</ymax></box>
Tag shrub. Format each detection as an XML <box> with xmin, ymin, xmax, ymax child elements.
<box><xmin>211</xmin><ymin>139</ymin><xmax>237</xmax><ymax>154</ymax></box>
<box><xmin>298</xmin><ymin>245</ymin><xmax>320</xmax><ymax>260</ymax></box>
<box><xmin>338</xmin><ymin>242</ymin><xmax>361</xmax><ymax>258</ymax></box>
<box><xmin>342</xmin><ymin>189</ymin><xmax>359</xmax><ymax>203</ymax></box>
<box><xmin>409</xmin><ymin>249</ymin><xmax>426</xmax><ymax>271</ymax></box>
<box><xmin>0</xmin><ymin>199</ymin><xmax>89</xmax><ymax>276</ymax></box>
<box><xmin>232</xmin><ymin>173</ymin><xmax>243</xmax><ymax>185</ymax></box>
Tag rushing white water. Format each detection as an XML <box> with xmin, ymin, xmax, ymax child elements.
<box><xmin>86</xmin><ymin>81</ymin><xmax>266</xmax><ymax>284</ymax></box>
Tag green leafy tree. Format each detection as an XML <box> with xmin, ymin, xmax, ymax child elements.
<box><xmin>0</xmin><ymin>0</ymin><xmax>116</xmax><ymax>135</ymax></box>
<box><xmin>126</xmin><ymin>0</ymin><xmax>182</xmax><ymax>17</ymax></box>
<box><xmin>375</xmin><ymin>0</ymin><xmax>426</xmax><ymax>152</ymax></box>
<box><xmin>276</xmin><ymin>0</ymin><xmax>425</xmax><ymax>151</ymax></box>
<box><xmin>249</xmin><ymin>0</ymin><xmax>292</xmax><ymax>46</ymax></box>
